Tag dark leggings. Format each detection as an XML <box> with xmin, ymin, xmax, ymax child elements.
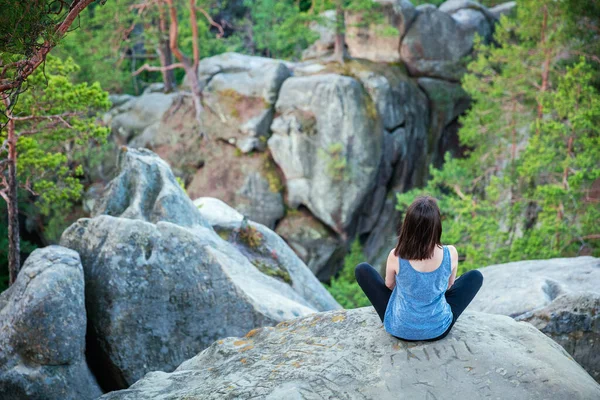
<box><xmin>355</xmin><ymin>262</ymin><xmax>483</xmax><ymax>341</ymax></box>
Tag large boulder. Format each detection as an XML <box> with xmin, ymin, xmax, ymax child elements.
<box><xmin>275</xmin><ymin>209</ymin><xmax>345</xmax><ymax>281</ymax></box>
<box><xmin>100</xmin><ymin>308</ymin><xmax>600</xmax><ymax>399</ymax></box>
<box><xmin>0</xmin><ymin>246</ymin><xmax>102</xmax><ymax>400</ymax></box>
<box><xmin>103</xmin><ymin>92</ymin><xmax>178</xmax><ymax>146</ymax></box>
<box><xmin>60</xmin><ymin>148</ymin><xmax>339</xmax><ymax>390</ymax></box>
<box><xmin>268</xmin><ymin>73</ymin><xmax>382</xmax><ymax>236</ymax></box>
<box><xmin>345</xmin><ymin>0</ymin><xmax>417</xmax><ymax>63</ymax></box>
<box><xmin>518</xmin><ymin>293</ymin><xmax>600</xmax><ymax>382</ymax></box>
<box><xmin>198</xmin><ymin>52</ymin><xmax>291</xmax><ymax>153</ymax></box>
<box><xmin>400</xmin><ymin>5</ymin><xmax>493</xmax><ymax>80</ymax></box>
<box><xmin>148</xmin><ymin>54</ymin><xmax>291</xmax><ymax>227</ymax></box>
<box><xmin>417</xmin><ymin>77</ymin><xmax>470</xmax><ymax>167</ymax></box>
<box><xmin>193</xmin><ymin>197</ymin><xmax>341</xmax><ymax>311</ymax></box>
<box><xmin>470</xmin><ymin>256</ymin><xmax>600</xmax><ymax>382</ymax></box>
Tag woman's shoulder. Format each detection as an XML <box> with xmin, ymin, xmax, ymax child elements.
<box><xmin>445</xmin><ymin>245</ymin><xmax>458</xmax><ymax>256</ymax></box>
<box><xmin>445</xmin><ymin>245</ymin><xmax>458</xmax><ymax>268</ymax></box>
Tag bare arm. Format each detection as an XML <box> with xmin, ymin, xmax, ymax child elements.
<box><xmin>447</xmin><ymin>245</ymin><xmax>458</xmax><ymax>289</ymax></box>
<box><xmin>385</xmin><ymin>250</ymin><xmax>398</xmax><ymax>290</ymax></box>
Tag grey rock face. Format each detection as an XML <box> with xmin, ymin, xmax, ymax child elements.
<box><xmin>518</xmin><ymin>293</ymin><xmax>600</xmax><ymax>382</ymax></box>
<box><xmin>60</xmin><ymin>149</ymin><xmax>339</xmax><ymax>390</ymax></box>
<box><xmin>275</xmin><ymin>209</ymin><xmax>345</xmax><ymax>282</ymax></box>
<box><xmin>268</xmin><ymin>74</ymin><xmax>382</xmax><ymax>235</ymax></box>
<box><xmin>345</xmin><ymin>0</ymin><xmax>417</xmax><ymax>63</ymax></box>
<box><xmin>93</xmin><ymin>147</ymin><xmax>210</xmax><ymax>230</ymax></box>
<box><xmin>400</xmin><ymin>6</ymin><xmax>491</xmax><ymax>80</ymax></box>
<box><xmin>235</xmin><ymin>172</ymin><xmax>284</xmax><ymax>229</ymax></box>
<box><xmin>198</xmin><ymin>52</ymin><xmax>291</xmax><ymax>153</ymax></box>
<box><xmin>104</xmin><ymin>93</ymin><xmax>177</xmax><ymax>145</ymax></box>
<box><xmin>470</xmin><ymin>256</ymin><xmax>600</xmax><ymax>382</ymax></box>
<box><xmin>193</xmin><ymin>197</ymin><xmax>341</xmax><ymax>311</ymax></box>
<box><xmin>417</xmin><ymin>77</ymin><xmax>470</xmax><ymax>166</ymax></box>
<box><xmin>100</xmin><ymin>308</ymin><xmax>600</xmax><ymax>400</ymax></box>
<box><xmin>471</xmin><ymin>257</ymin><xmax>599</xmax><ymax>316</ymax></box>
<box><xmin>0</xmin><ymin>246</ymin><xmax>102</xmax><ymax>400</ymax></box>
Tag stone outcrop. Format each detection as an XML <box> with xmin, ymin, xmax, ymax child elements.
<box><xmin>275</xmin><ymin>209</ymin><xmax>345</xmax><ymax>282</ymax></box>
<box><xmin>101</xmin><ymin>2</ymin><xmax>518</xmax><ymax>280</ymax></box>
<box><xmin>345</xmin><ymin>0</ymin><xmax>417</xmax><ymax>63</ymax></box>
<box><xmin>400</xmin><ymin>5</ymin><xmax>490</xmax><ymax>81</ymax></box>
<box><xmin>198</xmin><ymin>52</ymin><xmax>291</xmax><ymax>153</ymax></box>
<box><xmin>268</xmin><ymin>73</ymin><xmax>382</xmax><ymax>235</ymax></box>
<box><xmin>193</xmin><ymin>197</ymin><xmax>341</xmax><ymax>310</ymax></box>
<box><xmin>60</xmin><ymin>148</ymin><xmax>339</xmax><ymax>390</ymax></box>
<box><xmin>471</xmin><ymin>256</ymin><xmax>600</xmax><ymax>382</ymax></box>
<box><xmin>0</xmin><ymin>247</ymin><xmax>101</xmax><ymax>400</ymax></box>
<box><xmin>518</xmin><ymin>293</ymin><xmax>600</xmax><ymax>382</ymax></box>
<box><xmin>103</xmin><ymin>92</ymin><xmax>177</xmax><ymax>146</ymax></box>
<box><xmin>100</xmin><ymin>308</ymin><xmax>600</xmax><ymax>400</ymax></box>
<box><xmin>417</xmin><ymin>77</ymin><xmax>470</xmax><ymax>166</ymax></box>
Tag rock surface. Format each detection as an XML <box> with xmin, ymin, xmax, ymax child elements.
<box><xmin>471</xmin><ymin>257</ymin><xmax>599</xmax><ymax>317</ymax></box>
<box><xmin>193</xmin><ymin>197</ymin><xmax>341</xmax><ymax>311</ymax></box>
<box><xmin>104</xmin><ymin>93</ymin><xmax>177</xmax><ymax>146</ymax></box>
<box><xmin>198</xmin><ymin>52</ymin><xmax>291</xmax><ymax>153</ymax></box>
<box><xmin>518</xmin><ymin>292</ymin><xmax>600</xmax><ymax>382</ymax></box>
<box><xmin>100</xmin><ymin>308</ymin><xmax>600</xmax><ymax>400</ymax></box>
<box><xmin>0</xmin><ymin>246</ymin><xmax>101</xmax><ymax>400</ymax></box>
<box><xmin>275</xmin><ymin>209</ymin><xmax>345</xmax><ymax>281</ymax></box>
<box><xmin>60</xmin><ymin>149</ymin><xmax>339</xmax><ymax>390</ymax></box>
<box><xmin>268</xmin><ymin>73</ymin><xmax>382</xmax><ymax>235</ymax></box>
<box><xmin>345</xmin><ymin>0</ymin><xmax>417</xmax><ymax>63</ymax></box>
<box><xmin>470</xmin><ymin>256</ymin><xmax>600</xmax><ymax>382</ymax></box>
<box><xmin>400</xmin><ymin>5</ymin><xmax>492</xmax><ymax>81</ymax></box>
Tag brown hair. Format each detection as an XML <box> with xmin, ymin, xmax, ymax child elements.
<box><xmin>393</xmin><ymin>196</ymin><xmax>442</xmax><ymax>260</ymax></box>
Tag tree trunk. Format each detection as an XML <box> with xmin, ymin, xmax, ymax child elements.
<box><xmin>158</xmin><ymin>4</ymin><xmax>175</xmax><ymax>93</ymax></box>
<box><xmin>164</xmin><ymin>0</ymin><xmax>203</xmax><ymax>125</ymax></box>
<box><xmin>334</xmin><ymin>0</ymin><xmax>347</xmax><ymax>64</ymax></box>
<box><xmin>2</xmin><ymin>97</ymin><xmax>20</xmax><ymax>285</ymax></box>
<box><xmin>157</xmin><ymin>43</ymin><xmax>175</xmax><ymax>93</ymax></box>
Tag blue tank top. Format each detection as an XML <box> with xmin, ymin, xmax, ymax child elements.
<box><xmin>383</xmin><ymin>246</ymin><xmax>453</xmax><ymax>340</ymax></box>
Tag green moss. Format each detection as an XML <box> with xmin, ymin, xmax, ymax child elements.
<box><xmin>218</xmin><ymin>88</ymin><xmax>244</xmax><ymax>102</ymax></box>
<box><xmin>262</xmin><ymin>153</ymin><xmax>284</xmax><ymax>193</ymax></box>
<box><xmin>238</xmin><ymin>224</ymin><xmax>263</xmax><ymax>249</ymax></box>
<box><xmin>216</xmin><ymin>229</ymin><xmax>231</xmax><ymax>241</ymax></box>
<box><xmin>364</xmin><ymin>93</ymin><xmax>379</xmax><ymax>121</ymax></box>
<box><xmin>318</xmin><ymin>142</ymin><xmax>349</xmax><ymax>182</ymax></box>
<box><xmin>252</xmin><ymin>260</ymin><xmax>292</xmax><ymax>284</ymax></box>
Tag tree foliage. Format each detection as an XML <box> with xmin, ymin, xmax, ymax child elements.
<box><xmin>244</xmin><ymin>0</ymin><xmax>318</xmax><ymax>60</ymax></box>
<box><xmin>0</xmin><ymin>55</ymin><xmax>110</xmax><ymax>287</ymax></box>
<box><xmin>325</xmin><ymin>239</ymin><xmax>371</xmax><ymax>309</ymax></box>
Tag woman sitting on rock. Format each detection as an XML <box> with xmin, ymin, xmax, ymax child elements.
<box><xmin>355</xmin><ymin>195</ymin><xmax>483</xmax><ymax>341</ymax></box>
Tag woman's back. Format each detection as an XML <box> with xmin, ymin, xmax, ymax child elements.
<box><xmin>383</xmin><ymin>245</ymin><xmax>453</xmax><ymax>340</ymax></box>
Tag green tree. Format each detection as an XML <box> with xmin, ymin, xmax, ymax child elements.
<box><xmin>57</xmin><ymin>0</ymin><xmax>243</xmax><ymax>94</ymax></box>
<box><xmin>0</xmin><ymin>0</ymin><xmax>103</xmax><ymax>286</ymax></box>
<box><xmin>245</xmin><ymin>0</ymin><xmax>318</xmax><ymax>60</ymax></box>
<box><xmin>326</xmin><ymin>239</ymin><xmax>371</xmax><ymax>309</ymax></box>
<box><xmin>397</xmin><ymin>0</ymin><xmax>600</xmax><ymax>272</ymax></box>
<box><xmin>0</xmin><ymin>55</ymin><xmax>110</xmax><ymax>285</ymax></box>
